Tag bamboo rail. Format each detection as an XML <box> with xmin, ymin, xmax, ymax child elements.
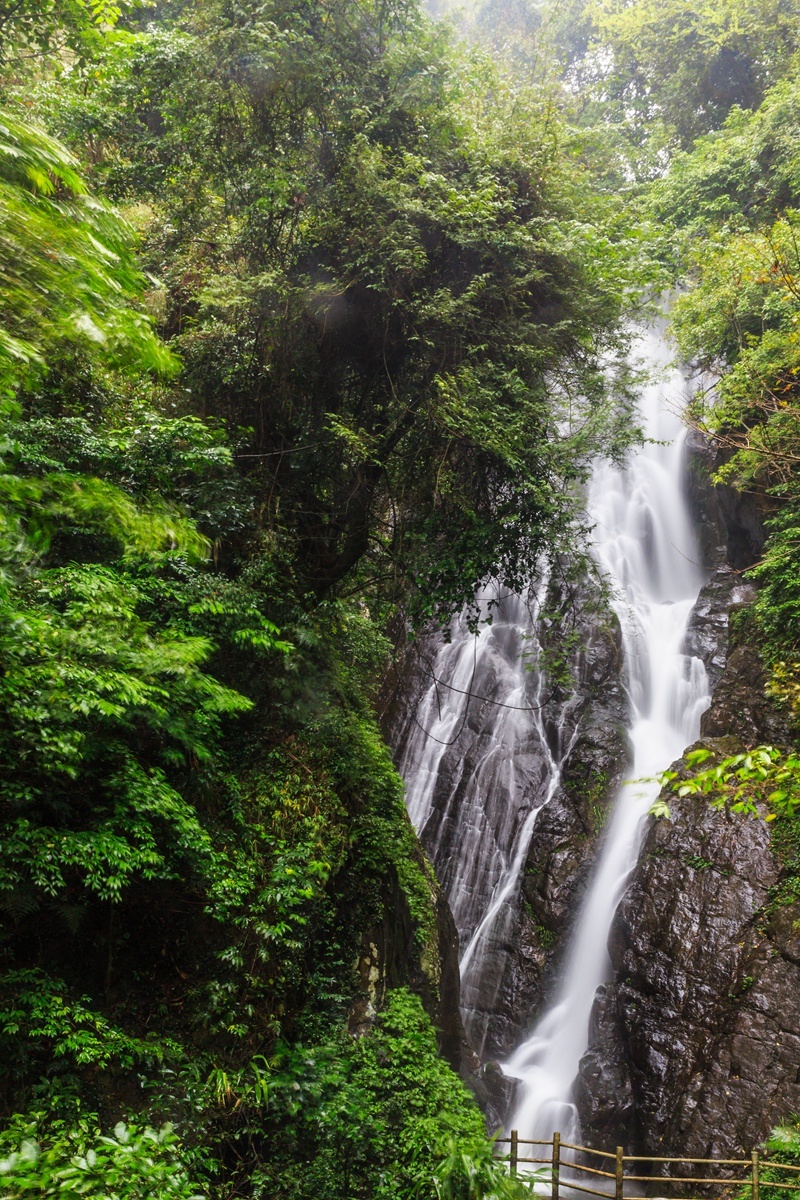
<box><xmin>494</xmin><ymin>1133</ymin><xmax>800</xmax><ymax>1199</ymax></box>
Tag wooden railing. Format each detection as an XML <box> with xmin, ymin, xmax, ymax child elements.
<box><xmin>493</xmin><ymin>1133</ymin><xmax>800</xmax><ymax>1200</ymax></box>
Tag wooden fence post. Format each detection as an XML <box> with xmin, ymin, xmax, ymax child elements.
<box><xmin>752</xmin><ymin>1149</ymin><xmax>760</xmax><ymax>1200</ymax></box>
<box><xmin>615</xmin><ymin>1146</ymin><xmax>624</xmax><ymax>1200</ymax></box>
<box><xmin>552</xmin><ymin>1131</ymin><xmax>561</xmax><ymax>1200</ymax></box>
<box><xmin>510</xmin><ymin>1130</ymin><xmax>518</xmax><ymax>1178</ymax></box>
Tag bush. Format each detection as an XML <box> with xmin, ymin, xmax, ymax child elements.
<box><xmin>0</xmin><ymin>1116</ymin><xmax>203</xmax><ymax>1200</ymax></box>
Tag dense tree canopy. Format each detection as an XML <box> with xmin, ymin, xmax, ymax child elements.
<box><xmin>10</xmin><ymin>0</ymin><xmax>800</xmax><ymax>1194</ymax></box>
<box><xmin>31</xmin><ymin>0</ymin><xmax>641</xmax><ymax>624</ymax></box>
<box><xmin>590</xmin><ymin>0</ymin><xmax>800</xmax><ymax>146</ymax></box>
<box><xmin>655</xmin><ymin>72</ymin><xmax>800</xmax><ymax>670</ymax></box>
<box><xmin>0</xmin><ymin>0</ymin><xmax>646</xmax><ymax>1195</ymax></box>
<box><xmin>485</xmin><ymin>0</ymin><xmax>800</xmax><ymax>158</ymax></box>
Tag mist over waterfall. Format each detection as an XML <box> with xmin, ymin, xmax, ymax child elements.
<box><xmin>505</xmin><ymin>325</ymin><xmax>710</xmax><ymax>1141</ymax></box>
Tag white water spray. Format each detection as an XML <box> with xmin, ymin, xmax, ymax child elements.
<box><xmin>504</xmin><ymin>325</ymin><xmax>710</xmax><ymax>1143</ymax></box>
<box><xmin>398</xmin><ymin>583</ymin><xmax>580</xmax><ymax>1056</ymax></box>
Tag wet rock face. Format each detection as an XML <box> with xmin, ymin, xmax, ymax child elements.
<box><xmin>480</xmin><ymin>600</ymin><xmax>632</xmax><ymax>1061</ymax></box>
<box><xmin>616</xmin><ymin>783</ymin><xmax>782</xmax><ymax>1154</ymax></box>
<box><xmin>501</xmin><ymin>431</ymin><xmax>746</xmax><ymax>1070</ymax></box>
<box><xmin>573</xmin><ymin>985</ymin><xmax>636</xmax><ymax>1147</ymax></box>
<box><xmin>575</xmin><ymin>429</ymin><xmax>800</xmax><ymax>1157</ymax></box>
<box><xmin>684</xmin><ymin>428</ymin><xmax>766</xmax><ymax>571</ymax></box>
<box><xmin>473</xmin><ymin>1062</ymin><xmax>520</xmax><ymax>1135</ymax></box>
<box><xmin>682</xmin><ymin>565</ymin><xmax>745</xmax><ymax>688</ymax></box>
<box><xmin>517</xmin><ymin>702</ymin><xmax>632</xmax><ymax>984</ymax></box>
<box><xmin>701</xmin><ymin>645</ymin><xmax>791</xmax><ymax>745</ymax></box>
<box><xmin>383</xmin><ymin>577</ymin><xmax>632</xmax><ymax>1068</ymax></box>
<box><xmin>576</xmin><ymin>775</ymin><xmax>800</xmax><ymax>1158</ymax></box>
<box><xmin>382</xmin><ymin>422</ymin><xmax>791</xmax><ymax>1142</ymax></box>
<box><xmin>575</xmin><ymin>625</ymin><xmax>798</xmax><ymax>1157</ymax></box>
<box><xmin>685</xmin><ymin>428</ymin><xmax>729</xmax><ymax>569</ymax></box>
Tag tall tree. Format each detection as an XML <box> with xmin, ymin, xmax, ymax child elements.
<box><xmin>41</xmin><ymin>0</ymin><xmax>641</xmax><ymax>624</ymax></box>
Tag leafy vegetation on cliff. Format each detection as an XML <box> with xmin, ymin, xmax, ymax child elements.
<box><xmin>0</xmin><ymin>0</ymin><xmax>648</xmax><ymax>1194</ymax></box>
<box><xmin>31</xmin><ymin>0</ymin><xmax>642</xmax><ymax>629</ymax></box>
<box><xmin>650</xmin><ymin>64</ymin><xmax>800</xmax><ymax>760</ymax></box>
<box><xmin>636</xmin><ymin>28</ymin><xmax>800</xmax><ymax>1167</ymax></box>
<box><xmin>10</xmin><ymin>0</ymin><xmax>800</xmax><ymax>1186</ymax></box>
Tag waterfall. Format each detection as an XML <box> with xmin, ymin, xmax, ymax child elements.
<box><xmin>397</xmin><ymin>583</ymin><xmax>581</xmax><ymax>1057</ymax></box>
<box><xmin>504</xmin><ymin>323</ymin><xmax>711</xmax><ymax>1142</ymax></box>
<box><xmin>395</xmin><ymin>320</ymin><xmax>709</xmax><ymax>1119</ymax></box>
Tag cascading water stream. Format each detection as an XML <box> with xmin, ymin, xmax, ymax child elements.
<box><xmin>504</xmin><ymin>324</ymin><xmax>711</xmax><ymax>1144</ymax></box>
<box><xmin>398</xmin><ymin>584</ymin><xmax>581</xmax><ymax>1056</ymax></box>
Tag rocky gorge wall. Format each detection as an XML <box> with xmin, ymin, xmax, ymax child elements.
<box><xmin>497</xmin><ymin>595</ymin><xmax>632</xmax><ymax>1059</ymax></box>
<box><xmin>575</xmin><ymin>435</ymin><xmax>800</xmax><ymax>1157</ymax></box>
<box><xmin>382</xmin><ymin>578</ymin><xmax>633</xmax><ymax>1069</ymax></box>
<box><xmin>384</xmin><ymin>421</ymin><xmax>800</xmax><ymax>1153</ymax></box>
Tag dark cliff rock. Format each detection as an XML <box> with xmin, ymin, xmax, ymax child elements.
<box><xmin>685</xmin><ymin>428</ymin><xmax>766</xmax><ymax>571</ymax></box>
<box><xmin>576</xmin><ymin>642</ymin><xmax>800</xmax><ymax>1158</ymax></box>
<box><xmin>575</xmin><ymin>427</ymin><xmax>800</xmax><ymax>1157</ymax></box>
<box><xmin>348</xmin><ymin>822</ymin><xmax>470</xmax><ymax>1074</ymax></box>
<box><xmin>573</xmin><ymin>984</ymin><xmax>636</xmax><ymax>1146</ymax></box>
<box><xmin>685</xmin><ymin>428</ymin><xmax>729</xmax><ymax>569</ymax></box>
<box><xmin>700</xmin><ymin>644</ymin><xmax>791</xmax><ymax>745</ymax></box>
<box><xmin>530</xmin><ymin>597</ymin><xmax>631</xmax><ymax>922</ymax></box>
<box><xmin>519</xmin><ymin>694</ymin><xmax>632</xmax><ymax>977</ymax></box>
<box><xmin>382</xmin><ymin>579</ymin><xmax>632</xmax><ymax>1069</ymax></box>
<box><xmin>577</xmin><ymin>763</ymin><xmax>800</xmax><ymax>1158</ymax></box>
<box><xmin>381</xmin><ymin>424</ymin><xmax>784</xmax><ymax>1139</ymax></box>
<box><xmin>480</xmin><ymin>597</ymin><xmax>632</xmax><ymax>1061</ymax></box>
<box><xmin>682</xmin><ymin>565</ymin><xmax>747</xmax><ymax>688</ymax></box>
<box><xmin>472</xmin><ymin>1062</ymin><xmax>520</xmax><ymax>1135</ymax></box>
<box><xmin>682</xmin><ymin>428</ymin><xmax>764</xmax><ymax>689</ymax></box>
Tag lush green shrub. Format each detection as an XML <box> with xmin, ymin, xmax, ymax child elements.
<box><xmin>265</xmin><ymin>990</ymin><xmax>493</xmax><ymax>1200</ymax></box>
<box><xmin>0</xmin><ymin>1116</ymin><xmax>203</xmax><ymax>1200</ymax></box>
<box><xmin>0</xmin><ymin>111</ymin><xmax>175</xmax><ymax>394</ymax></box>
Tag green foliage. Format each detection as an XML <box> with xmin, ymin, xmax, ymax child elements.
<box><xmin>0</xmin><ymin>1115</ymin><xmax>203</xmax><ymax>1200</ymax></box>
<box><xmin>653</xmin><ymin>69</ymin><xmax>800</xmax><ymax>691</ymax></box>
<box><xmin>266</xmin><ymin>990</ymin><xmax>493</xmax><ymax>1200</ymax></box>
<box><xmin>0</xmin><ymin>0</ymin><xmax>143</xmax><ymax>79</ymax></box>
<box><xmin>655</xmin><ymin>72</ymin><xmax>800</xmax><ymax>437</ymax></box>
<box><xmin>659</xmin><ymin>745</ymin><xmax>800</xmax><ymax>819</ymax></box>
<box><xmin>0</xmin><ymin>112</ymin><xmax>176</xmax><ymax>394</ymax></box>
<box><xmin>589</xmin><ymin>0</ymin><xmax>800</xmax><ymax>147</ymax></box>
<box><xmin>653</xmin><ymin>76</ymin><xmax>800</xmax><ymax>235</ymax></box>
<box><xmin>0</xmin><ymin>969</ymin><xmax>183</xmax><ymax>1082</ymax></box>
<box><xmin>769</xmin><ymin>661</ymin><xmax>800</xmax><ymax>721</ymax></box>
<box><xmin>766</xmin><ymin>1122</ymin><xmax>800</xmax><ymax>1158</ymax></box>
<box><xmin>736</xmin><ymin>1122</ymin><xmax>800</xmax><ymax>1200</ymax></box>
<box><xmin>0</xmin><ymin>552</ymin><xmax>257</xmax><ymax>906</ymax></box>
<box><xmin>432</xmin><ymin>1138</ymin><xmax>540</xmax><ymax>1199</ymax></box>
<box><xmin>684</xmin><ymin>854</ymin><xmax>715</xmax><ymax>872</ymax></box>
<box><xmin>533</xmin><ymin>922</ymin><xmax>555</xmax><ymax>950</ymax></box>
<box><xmin>10</xmin><ymin>406</ymin><xmax>254</xmax><ymax>541</ymax></box>
<box><xmin>746</xmin><ymin>521</ymin><xmax>800</xmax><ymax>666</ymax></box>
<box><xmin>648</xmin><ymin>795</ymin><xmax>671</xmax><ymax>820</ymax></box>
<box><xmin>36</xmin><ymin>0</ymin><xmax>642</xmax><ymax>627</ymax></box>
<box><xmin>0</xmin><ymin>2</ymin><xmax>666</xmax><ymax>1196</ymax></box>
<box><xmin>0</xmin><ymin>109</ymin><xmax>301</xmax><ymax>1154</ymax></box>
<box><xmin>320</xmin><ymin>705</ymin><xmax>441</xmax><ymax>964</ymax></box>
<box><xmin>665</xmin><ymin>211</ymin><xmax>800</xmax><ymax>500</ymax></box>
